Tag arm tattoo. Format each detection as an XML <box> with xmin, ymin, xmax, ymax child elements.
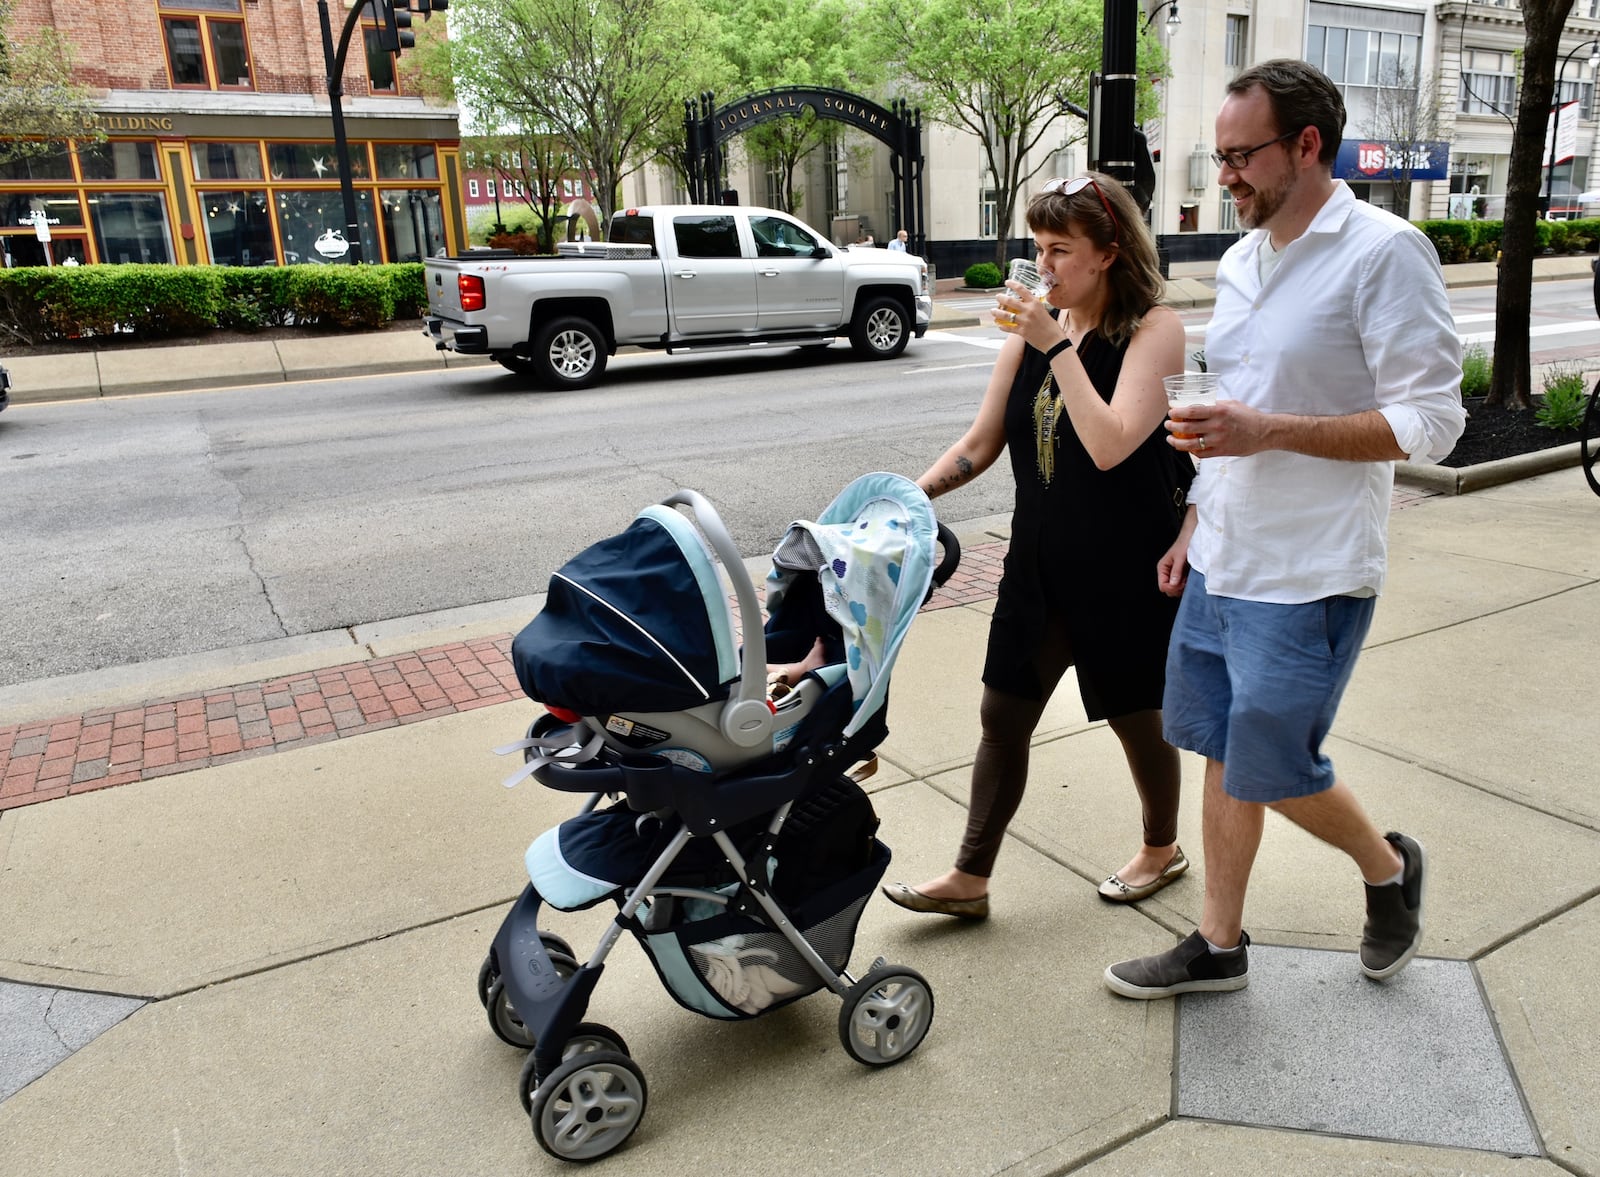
<box><xmin>924</xmin><ymin>455</ymin><xmax>975</xmax><ymax>497</ymax></box>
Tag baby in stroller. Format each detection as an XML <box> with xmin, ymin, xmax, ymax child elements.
<box><xmin>477</xmin><ymin>473</ymin><xmax>958</xmax><ymax>1163</ymax></box>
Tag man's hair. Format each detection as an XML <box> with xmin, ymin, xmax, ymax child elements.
<box><xmin>1226</xmin><ymin>58</ymin><xmax>1345</xmax><ymax>166</ymax></box>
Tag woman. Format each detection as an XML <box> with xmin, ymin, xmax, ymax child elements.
<box><xmin>883</xmin><ymin>173</ymin><xmax>1191</xmax><ymax>919</ymax></box>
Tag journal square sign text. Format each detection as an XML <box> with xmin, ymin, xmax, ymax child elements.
<box><xmin>1336</xmin><ymin>140</ymin><xmax>1450</xmax><ymax>182</ymax></box>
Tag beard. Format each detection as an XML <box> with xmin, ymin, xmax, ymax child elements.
<box><xmin>1234</xmin><ymin>169</ymin><xmax>1292</xmax><ymax>230</ymax></box>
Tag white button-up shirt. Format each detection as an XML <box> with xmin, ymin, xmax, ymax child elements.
<box><xmin>1188</xmin><ymin>182</ymin><xmax>1466</xmax><ymax>603</ymax></box>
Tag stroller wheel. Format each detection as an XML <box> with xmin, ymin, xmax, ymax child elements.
<box><xmin>838</xmin><ymin>965</ymin><xmax>934</xmax><ymax>1067</ymax></box>
<box><xmin>476</xmin><ymin>954</ymin><xmax>495</xmax><ymax>1009</ymax></box>
<box><xmin>530</xmin><ymin>1050</ymin><xmax>648</xmax><ymax>1163</ymax></box>
<box><xmin>539</xmin><ymin>931</ymin><xmax>577</xmax><ymax>962</ymax></box>
<box><xmin>517</xmin><ymin>1022</ymin><xmax>631</xmax><ymax>1114</ymax></box>
<box><xmin>486</xmin><ymin>950</ymin><xmax>579</xmax><ymax>1048</ymax></box>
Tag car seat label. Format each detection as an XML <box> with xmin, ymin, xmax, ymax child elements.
<box><xmin>604</xmin><ymin>715</ymin><xmax>671</xmax><ymax>747</ymax></box>
<box><xmin>658</xmin><ymin>748</ymin><xmax>713</xmax><ymax>773</ymax></box>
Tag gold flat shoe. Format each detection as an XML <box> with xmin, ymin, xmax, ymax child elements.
<box><xmin>1097</xmin><ymin>846</ymin><xmax>1189</xmax><ymax>904</ymax></box>
<box><xmin>880</xmin><ymin>881</ymin><xmax>989</xmax><ymax>920</ymax></box>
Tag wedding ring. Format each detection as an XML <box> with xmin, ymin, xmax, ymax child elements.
<box><xmin>1198</xmin><ymin>438</ymin><xmax>1207</xmax><ymax>451</ymax></box>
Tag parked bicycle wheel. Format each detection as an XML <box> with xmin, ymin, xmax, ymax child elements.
<box><xmin>1583</xmin><ymin>379</ymin><xmax>1600</xmax><ymax>498</ymax></box>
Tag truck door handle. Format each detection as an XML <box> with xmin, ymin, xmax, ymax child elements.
<box><xmin>675</xmin><ymin>270</ymin><xmax>696</xmax><ymax>278</ymax></box>
<box><xmin>759</xmin><ymin>269</ymin><xmax>779</xmax><ymax>277</ymax></box>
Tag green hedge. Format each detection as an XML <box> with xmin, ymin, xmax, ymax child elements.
<box><xmin>964</xmin><ymin>261</ymin><xmax>1003</xmax><ymax>288</ymax></box>
<box><xmin>0</xmin><ymin>262</ymin><xmax>424</xmax><ymax>344</ymax></box>
<box><xmin>1416</xmin><ymin>218</ymin><xmax>1600</xmax><ymax>264</ymax></box>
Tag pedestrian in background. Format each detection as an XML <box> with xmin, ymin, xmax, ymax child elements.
<box><xmin>888</xmin><ymin>229</ymin><xmax>909</xmax><ymax>252</ymax></box>
<box><xmin>1105</xmin><ymin>59</ymin><xmax>1466</xmax><ymax>999</ymax></box>
<box><xmin>882</xmin><ymin>172</ymin><xmax>1192</xmax><ymax>921</ymax></box>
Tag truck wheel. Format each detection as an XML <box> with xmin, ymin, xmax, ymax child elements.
<box><xmin>848</xmin><ymin>297</ymin><xmax>910</xmax><ymax>360</ymax></box>
<box><xmin>531</xmin><ymin>316</ymin><xmax>608</xmax><ymax>390</ymax></box>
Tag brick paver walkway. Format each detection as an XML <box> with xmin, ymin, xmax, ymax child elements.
<box><xmin>0</xmin><ymin>542</ymin><xmax>1016</xmax><ymax>813</ymax></box>
<box><xmin>0</xmin><ymin>486</ymin><xmax>1440</xmax><ymax>815</ymax></box>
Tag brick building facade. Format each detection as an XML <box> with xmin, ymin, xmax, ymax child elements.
<box><xmin>1</xmin><ymin>0</ymin><xmax>466</xmax><ymax>267</ymax></box>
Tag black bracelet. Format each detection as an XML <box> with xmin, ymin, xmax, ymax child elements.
<box><xmin>1044</xmin><ymin>337</ymin><xmax>1074</xmax><ymax>363</ymax></box>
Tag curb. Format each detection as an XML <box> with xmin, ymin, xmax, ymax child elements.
<box><xmin>1395</xmin><ymin>440</ymin><xmax>1586</xmax><ymax>495</ymax></box>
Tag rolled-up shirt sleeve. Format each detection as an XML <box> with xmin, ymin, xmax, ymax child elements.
<box><xmin>1359</xmin><ymin>231</ymin><xmax>1468</xmax><ymax>465</ymax></box>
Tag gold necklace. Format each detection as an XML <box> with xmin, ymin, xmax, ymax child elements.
<box><xmin>1033</xmin><ymin>368</ymin><xmax>1064</xmax><ymax>485</ymax></box>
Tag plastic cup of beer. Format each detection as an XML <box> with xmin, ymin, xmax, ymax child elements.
<box><xmin>1164</xmin><ymin>372</ymin><xmax>1219</xmax><ymax>441</ymax></box>
<box><xmin>1007</xmin><ymin>258</ymin><xmax>1053</xmax><ymax>300</ymax></box>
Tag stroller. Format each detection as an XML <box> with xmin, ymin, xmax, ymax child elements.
<box><xmin>477</xmin><ymin>473</ymin><xmax>959</xmax><ymax>1162</ymax></box>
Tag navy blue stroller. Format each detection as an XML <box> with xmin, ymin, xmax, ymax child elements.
<box><xmin>477</xmin><ymin>474</ymin><xmax>959</xmax><ymax>1162</ymax></box>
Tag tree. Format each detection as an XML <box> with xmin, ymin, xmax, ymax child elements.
<box><xmin>1491</xmin><ymin>0</ymin><xmax>1578</xmax><ymax>411</ymax></box>
<box><xmin>439</xmin><ymin>0</ymin><xmax>731</xmax><ymax>232</ymax></box>
<box><xmin>704</xmin><ymin>0</ymin><xmax>884</xmax><ymax>214</ymax></box>
<box><xmin>468</xmin><ymin>132</ymin><xmax>580</xmax><ymax>252</ymax></box>
<box><xmin>862</xmin><ymin>0</ymin><xmax>1163</xmax><ymax>268</ymax></box>
<box><xmin>0</xmin><ymin>0</ymin><xmax>104</xmax><ymax>168</ymax></box>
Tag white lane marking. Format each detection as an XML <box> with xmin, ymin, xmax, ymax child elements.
<box><xmin>905</xmin><ymin>361</ymin><xmax>997</xmax><ymax>374</ymax></box>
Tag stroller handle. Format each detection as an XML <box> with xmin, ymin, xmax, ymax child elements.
<box><xmin>931</xmin><ymin>522</ymin><xmax>961</xmax><ymax>592</ymax></box>
<box><xmin>659</xmin><ymin>489</ymin><xmax>773</xmax><ymax>749</ymax></box>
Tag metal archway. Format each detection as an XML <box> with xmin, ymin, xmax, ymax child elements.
<box><xmin>683</xmin><ymin>87</ymin><xmax>925</xmax><ymax>253</ymax></box>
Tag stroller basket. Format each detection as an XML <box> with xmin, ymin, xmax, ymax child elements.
<box><xmin>635</xmin><ymin>838</ymin><xmax>890</xmax><ymax>1020</ymax></box>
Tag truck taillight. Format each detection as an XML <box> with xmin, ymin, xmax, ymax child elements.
<box><xmin>459</xmin><ymin>274</ymin><xmax>486</xmax><ymax>311</ymax></box>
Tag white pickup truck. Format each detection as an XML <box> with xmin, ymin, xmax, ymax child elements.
<box><xmin>422</xmin><ymin>204</ymin><xmax>932</xmax><ymax>389</ymax></box>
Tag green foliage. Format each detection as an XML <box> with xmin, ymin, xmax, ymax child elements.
<box><xmin>216</xmin><ymin>266</ymin><xmax>295</xmax><ymax>330</ymax></box>
<box><xmin>964</xmin><ymin>262</ymin><xmax>1002</xmax><ymax>288</ymax></box>
<box><xmin>861</xmin><ymin>0</ymin><xmax>1135</xmax><ymax>267</ymax></box>
<box><xmin>1460</xmin><ymin>343</ymin><xmax>1492</xmax><ymax>398</ymax></box>
<box><xmin>1418</xmin><ymin>220</ymin><xmax>1473</xmax><ymax>264</ymax></box>
<box><xmin>1544</xmin><ymin>220</ymin><xmax>1570</xmax><ymax>253</ymax></box>
<box><xmin>1469</xmin><ymin>220</ymin><xmax>1501</xmax><ymax>263</ymax></box>
<box><xmin>42</xmin><ymin>264</ymin><xmax>225</xmax><ymax>338</ymax></box>
<box><xmin>373</xmin><ymin>262</ymin><xmax>426</xmax><ymax>319</ymax></box>
<box><xmin>0</xmin><ymin>263</ymin><xmax>418</xmax><ymax>341</ymax></box>
<box><xmin>1535</xmin><ymin>365</ymin><xmax>1588</xmax><ymax>431</ymax></box>
<box><xmin>446</xmin><ymin>0</ymin><xmax>731</xmax><ymax>226</ymax></box>
<box><xmin>0</xmin><ymin>0</ymin><xmax>105</xmax><ymax>166</ymax></box>
<box><xmin>286</xmin><ymin>266</ymin><xmax>396</xmax><ymax>330</ymax></box>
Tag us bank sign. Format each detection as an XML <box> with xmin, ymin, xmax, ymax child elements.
<box><xmin>1335</xmin><ymin>140</ymin><xmax>1450</xmax><ymax>182</ymax></box>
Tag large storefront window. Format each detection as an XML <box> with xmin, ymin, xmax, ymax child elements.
<box><xmin>2</xmin><ymin>192</ymin><xmax>85</xmax><ymax>229</ymax></box>
<box><xmin>276</xmin><ymin>188</ymin><xmax>380</xmax><ymax>264</ymax></box>
<box><xmin>269</xmin><ymin>142</ymin><xmax>369</xmax><ymax>181</ymax></box>
<box><xmin>375</xmin><ymin>143</ymin><xmax>437</xmax><ymax>180</ymax></box>
<box><xmin>88</xmin><ymin>192</ymin><xmax>174</xmax><ymax>264</ymax></box>
<box><xmin>4</xmin><ymin>236</ymin><xmax>90</xmax><ymax>267</ymax></box>
<box><xmin>379</xmin><ymin>188</ymin><xmax>444</xmax><ymax>261</ymax></box>
<box><xmin>0</xmin><ymin>145</ymin><xmax>74</xmax><ymax>182</ymax></box>
<box><xmin>201</xmin><ymin>190</ymin><xmax>274</xmax><ymax>266</ymax></box>
<box><xmin>192</xmin><ymin>141</ymin><xmax>264</xmax><ymax>180</ymax></box>
<box><xmin>78</xmin><ymin>140</ymin><xmax>161</xmax><ymax>182</ymax></box>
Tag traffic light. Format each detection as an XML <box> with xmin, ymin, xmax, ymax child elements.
<box><xmin>375</xmin><ymin>0</ymin><xmax>413</xmax><ymax>53</ymax></box>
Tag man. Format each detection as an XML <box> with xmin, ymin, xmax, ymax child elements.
<box><xmin>1104</xmin><ymin>59</ymin><xmax>1465</xmax><ymax>999</ymax></box>
<box><xmin>888</xmin><ymin>229</ymin><xmax>910</xmax><ymax>252</ymax></box>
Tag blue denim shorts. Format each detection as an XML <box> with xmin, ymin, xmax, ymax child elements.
<box><xmin>1162</xmin><ymin>570</ymin><xmax>1376</xmax><ymax>803</ymax></box>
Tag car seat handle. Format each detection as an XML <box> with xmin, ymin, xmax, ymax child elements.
<box><xmin>660</xmin><ymin>489</ymin><xmax>773</xmax><ymax>748</ymax></box>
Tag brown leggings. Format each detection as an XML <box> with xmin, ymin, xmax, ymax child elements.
<box><xmin>954</xmin><ymin>618</ymin><xmax>1181</xmax><ymax>878</ymax></box>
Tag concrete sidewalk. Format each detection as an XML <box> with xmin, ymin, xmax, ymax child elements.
<box><xmin>1</xmin><ymin>469</ymin><xmax>1597</xmax><ymax>1175</ymax></box>
<box><xmin>6</xmin><ymin>255</ymin><xmax>1592</xmax><ymax>404</ymax></box>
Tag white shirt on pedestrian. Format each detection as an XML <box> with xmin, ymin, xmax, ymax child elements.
<box><xmin>1187</xmin><ymin>182</ymin><xmax>1466</xmax><ymax>604</ymax></box>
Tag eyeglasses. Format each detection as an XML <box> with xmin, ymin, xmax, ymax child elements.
<box><xmin>1041</xmin><ymin>175</ymin><xmax>1119</xmax><ymax>244</ymax></box>
<box><xmin>1209</xmin><ymin>130</ymin><xmax>1300</xmax><ymax>171</ymax></box>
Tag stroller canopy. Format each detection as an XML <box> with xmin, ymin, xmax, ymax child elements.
<box><xmin>766</xmin><ymin>473</ymin><xmax>938</xmax><ymax>737</ymax></box>
<box><xmin>514</xmin><ymin>506</ymin><xmax>740</xmax><ymax>717</ymax></box>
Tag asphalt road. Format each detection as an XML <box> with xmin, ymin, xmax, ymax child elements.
<box><xmin>7</xmin><ymin>276</ymin><xmax>1598</xmax><ymax>690</ymax></box>
<box><xmin>1</xmin><ymin>332</ymin><xmax>1018</xmax><ymax>687</ymax></box>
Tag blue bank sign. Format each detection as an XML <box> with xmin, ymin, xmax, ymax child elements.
<box><xmin>1335</xmin><ymin>139</ymin><xmax>1450</xmax><ymax>181</ymax></box>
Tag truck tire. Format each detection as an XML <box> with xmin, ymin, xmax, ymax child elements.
<box><xmin>530</xmin><ymin>316</ymin><xmax>608</xmax><ymax>390</ymax></box>
<box><xmin>848</xmin><ymin>297</ymin><xmax>910</xmax><ymax>360</ymax></box>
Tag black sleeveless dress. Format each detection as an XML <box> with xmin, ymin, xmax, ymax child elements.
<box><xmin>982</xmin><ymin>320</ymin><xmax>1191</xmax><ymax>720</ymax></box>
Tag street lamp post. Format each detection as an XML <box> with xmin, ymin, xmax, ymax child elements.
<box><xmin>1145</xmin><ymin>1</ymin><xmax>1180</xmax><ymax>32</ymax></box>
<box><xmin>316</xmin><ymin>0</ymin><xmax>369</xmax><ymax>263</ymax></box>
<box><xmin>1545</xmin><ymin>39</ymin><xmax>1600</xmax><ymax>219</ymax></box>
